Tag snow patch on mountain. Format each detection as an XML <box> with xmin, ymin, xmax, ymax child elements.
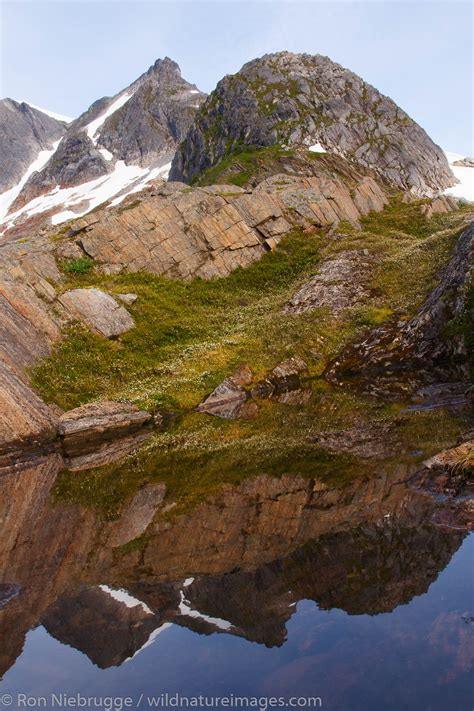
<box><xmin>99</xmin><ymin>585</ymin><xmax>153</xmax><ymax>614</ymax></box>
<box><xmin>444</xmin><ymin>151</ymin><xmax>473</xmax><ymax>201</ymax></box>
<box><xmin>85</xmin><ymin>92</ymin><xmax>134</xmax><ymax>144</ymax></box>
<box><xmin>23</xmin><ymin>101</ymin><xmax>73</xmax><ymax>123</ymax></box>
<box><xmin>108</xmin><ymin>162</ymin><xmax>171</xmax><ymax>207</ymax></box>
<box><xmin>0</xmin><ymin>156</ymin><xmax>170</xmax><ymax>235</ymax></box>
<box><xmin>0</xmin><ymin>139</ymin><xmax>62</xmax><ymax>222</ymax></box>
<box><xmin>99</xmin><ymin>148</ymin><xmax>114</xmax><ymax>161</ymax></box>
<box><xmin>309</xmin><ymin>142</ymin><xmax>327</xmax><ymax>154</ymax></box>
<box><xmin>49</xmin><ymin>161</ymin><xmax>151</xmax><ymax>224</ymax></box>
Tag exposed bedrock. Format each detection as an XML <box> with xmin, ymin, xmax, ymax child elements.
<box><xmin>326</xmin><ymin>223</ymin><xmax>474</xmax><ymax>394</ymax></box>
<box><xmin>170</xmin><ymin>52</ymin><xmax>455</xmax><ymax>196</ymax></box>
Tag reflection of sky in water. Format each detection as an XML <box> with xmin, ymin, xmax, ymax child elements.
<box><xmin>2</xmin><ymin>535</ymin><xmax>472</xmax><ymax>711</ymax></box>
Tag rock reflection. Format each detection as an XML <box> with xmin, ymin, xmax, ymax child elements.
<box><xmin>0</xmin><ymin>449</ymin><xmax>469</xmax><ymax>675</ymax></box>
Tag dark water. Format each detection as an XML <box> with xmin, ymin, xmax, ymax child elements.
<box><xmin>0</xmin><ymin>452</ymin><xmax>472</xmax><ymax>711</ymax></box>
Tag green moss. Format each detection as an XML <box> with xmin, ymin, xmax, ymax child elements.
<box><xmin>62</xmin><ymin>256</ymin><xmax>94</xmax><ymax>275</ymax></box>
<box><xmin>360</xmin><ymin>194</ymin><xmax>443</xmax><ymax>239</ymax></box>
<box><xmin>51</xmin><ymin>386</ymin><xmax>466</xmax><ymax>520</ymax></box>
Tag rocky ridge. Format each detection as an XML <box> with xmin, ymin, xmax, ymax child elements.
<box><xmin>0</xmin><ymin>99</ymin><xmax>68</xmax><ymax>193</ymax></box>
<box><xmin>170</xmin><ymin>52</ymin><xmax>455</xmax><ymax>197</ymax></box>
<box><xmin>2</xmin><ymin>58</ymin><xmax>206</xmax><ymax>228</ymax></box>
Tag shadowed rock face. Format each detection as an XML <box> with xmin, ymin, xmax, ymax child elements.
<box><xmin>0</xmin><ymin>452</ymin><xmax>468</xmax><ymax>674</ymax></box>
<box><xmin>170</xmin><ymin>51</ymin><xmax>455</xmax><ymax>196</ymax></box>
<box><xmin>0</xmin><ymin>99</ymin><xmax>68</xmax><ymax>192</ymax></box>
<box><xmin>326</xmin><ymin>223</ymin><xmax>474</xmax><ymax>395</ymax></box>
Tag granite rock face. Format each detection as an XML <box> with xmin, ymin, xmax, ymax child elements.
<box><xmin>171</xmin><ymin>52</ymin><xmax>455</xmax><ymax>196</ymax></box>
<box><xmin>284</xmin><ymin>249</ymin><xmax>373</xmax><ymax>314</ymax></box>
<box><xmin>0</xmin><ymin>99</ymin><xmax>68</xmax><ymax>192</ymax></box>
<box><xmin>0</xmin><ymin>360</ymin><xmax>58</xmax><ymax>453</ymax></box>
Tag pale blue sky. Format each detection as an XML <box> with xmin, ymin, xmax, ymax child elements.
<box><xmin>1</xmin><ymin>0</ymin><xmax>472</xmax><ymax>154</ymax></box>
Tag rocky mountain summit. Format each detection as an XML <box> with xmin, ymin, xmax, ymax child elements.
<box><xmin>170</xmin><ymin>52</ymin><xmax>455</xmax><ymax>196</ymax></box>
<box><xmin>15</xmin><ymin>57</ymin><xmax>206</xmax><ymax>207</ymax></box>
<box><xmin>0</xmin><ymin>99</ymin><xmax>68</xmax><ymax>192</ymax></box>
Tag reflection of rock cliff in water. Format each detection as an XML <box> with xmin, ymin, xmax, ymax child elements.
<box><xmin>41</xmin><ymin>586</ymin><xmax>160</xmax><ymax>668</ymax></box>
<box><xmin>0</xmin><ymin>454</ymin><xmax>467</xmax><ymax>675</ymax></box>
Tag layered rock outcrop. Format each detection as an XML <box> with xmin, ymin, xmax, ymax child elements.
<box><xmin>58</xmin><ymin>401</ymin><xmax>153</xmax><ymax>456</ymax></box>
<box><xmin>63</xmin><ymin>162</ymin><xmax>387</xmax><ymax>279</ymax></box>
<box><xmin>170</xmin><ymin>52</ymin><xmax>455</xmax><ymax>196</ymax></box>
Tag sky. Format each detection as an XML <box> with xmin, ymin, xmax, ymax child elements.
<box><xmin>0</xmin><ymin>0</ymin><xmax>472</xmax><ymax>155</ymax></box>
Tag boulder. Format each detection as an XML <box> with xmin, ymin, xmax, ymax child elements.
<box><xmin>284</xmin><ymin>250</ymin><xmax>372</xmax><ymax>314</ymax></box>
<box><xmin>271</xmin><ymin>357</ymin><xmax>308</xmax><ymax>380</ymax></box>
<box><xmin>116</xmin><ymin>293</ymin><xmax>138</xmax><ymax>305</ymax></box>
<box><xmin>59</xmin><ymin>288</ymin><xmax>135</xmax><ymax>337</ymax></box>
<box><xmin>196</xmin><ymin>367</ymin><xmax>256</xmax><ymax>419</ymax></box>
<box><xmin>58</xmin><ymin>401</ymin><xmax>152</xmax><ymax>454</ymax></box>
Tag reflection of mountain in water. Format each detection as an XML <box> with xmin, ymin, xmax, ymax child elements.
<box><xmin>0</xmin><ymin>453</ymin><xmax>467</xmax><ymax>675</ymax></box>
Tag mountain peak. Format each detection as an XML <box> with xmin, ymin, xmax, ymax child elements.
<box><xmin>0</xmin><ymin>98</ymin><xmax>68</xmax><ymax>193</ymax></box>
<box><xmin>170</xmin><ymin>51</ymin><xmax>454</xmax><ymax>196</ymax></box>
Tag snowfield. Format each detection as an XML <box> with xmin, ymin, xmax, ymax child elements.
<box><xmin>0</xmin><ymin>139</ymin><xmax>62</xmax><ymax>222</ymax></box>
<box><xmin>444</xmin><ymin>151</ymin><xmax>474</xmax><ymax>202</ymax></box>
<box><xmin>99</xmin><ymin>585</ymin><xmax>153</xmax><ymax>615</ymax></box>
<box><xmin>0</xmin><ymin>158</ymin><xmax>170</xmax><ymax>234</ymax></box>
